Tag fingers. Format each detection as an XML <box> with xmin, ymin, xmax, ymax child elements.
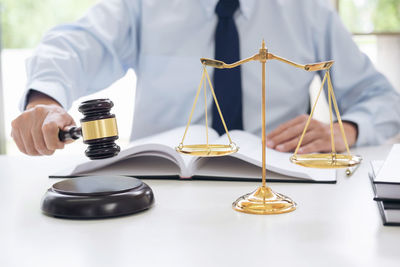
<box><xmin>43</xmin><ymin>113</ymin><xmax>75</xmax><ymax>148</ymax></box>
<box><xmin>268</xmin><ymin>122</ymin><xmax>307</xmax><ymax>149</ymax></box>
<box><xmin>32</xmin><ymin>125</ymin><xmax>55</xmax><ymax>155</ymax></box>
<box><xmin>297</xmin><ymin>139</ymin><xmax>332</xmax><ymax>154</ymax></box>
<box><xmin>20</xmin><ymin>128</ymin><xmax>40</xmax><ymax>156</ymax></box>
<box><xmin>274</xmin><ymin>130</ymin><xmax>321</xmax><ymax>152</ymax></box>
<box><xmin>267</xmin><ymin>114</ymin><xmax>309</xmax><ymax>140</ymax></box>
<box><xmin>267</xmin><ymin>115</ymin><xmax>318</xmax><ymax>149</ymax></box>
<box><xmin>11</xmin><ymin>104</ymin><xmax>73</xmax><ymax>156</ymax></box>
<box><xmin>267</xmin><ymin>114</ymin><xmax>335</xmax><ymax>153</ymax></box>
<box><xmin>42</xmin><ymin>121</ymin><xmax>65</xmax><ymax>151</ymax></box>
<box><xmin>267</xmin><ymin>115</ymin><xmax>357</xmax><ymax>153</ymax></box>
<box><xmin>11</xmin><ymin>117</ymin><xmax>38</xmax><ymax>155</ymax></box>
<box><xmin>10</xmin><ymin>129</ymin><xmax>27</xmax><ymax>155</ymax></box>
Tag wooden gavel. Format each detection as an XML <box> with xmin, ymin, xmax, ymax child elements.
<box><xmin>58</xmin><ymin>99</ymin><xmax>120</xmax><ymax>160</ymax></box>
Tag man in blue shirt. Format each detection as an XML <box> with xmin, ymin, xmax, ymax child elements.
<box><xmin>10</xmin><ymin>0</ymin><xmax>400</xmax><ymax>156</ymax></box>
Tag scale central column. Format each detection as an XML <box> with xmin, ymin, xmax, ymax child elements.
<box><xmin>232</xmin><ymin>40</ymin><xmax>297</xmax><ymax>214</ymax></box>
<box><xmin>260</xmin><ymin>42</ymin><xmax>267</xmax><ymax>188</ymax></box>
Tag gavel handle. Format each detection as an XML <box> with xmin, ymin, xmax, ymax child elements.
<box><xmin>58</xmin><ymin>126</ymin><xmax>82</xmax><ymax>142</ymax></box>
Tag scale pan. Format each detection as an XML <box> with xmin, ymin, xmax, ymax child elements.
<box><xmin>290</xmin><ymin>153</ymin><xmax>362</xmax><ymax>168</ymax></box>
<box><xmin>176</xmin><ymin>144</ymin><xmax>238</xmax><ymax>157</ymax></box>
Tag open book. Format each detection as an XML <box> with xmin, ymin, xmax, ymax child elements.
<box><xmin>52</xmin><ymin>125</ymin><xmax>336</xmax><ymax>183</ymax></box>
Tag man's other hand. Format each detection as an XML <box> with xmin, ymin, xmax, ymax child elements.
<box><xmin>266</xmin><ymin>114</ymin><xmax>358</xmax><ymax>154</ymax></box>
<box><xmin>11</xmin><ymin>92</ymin><xmax>75</xmax><ymax>156</ymax></box>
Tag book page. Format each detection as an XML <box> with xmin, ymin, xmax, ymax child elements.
<box><xmin>52</xmin><ymin>143</ymin><xmax>184</xmax><ymax>177</ymax></box>
<box><xmin>193</xmin><ymin>156</ymin><xmax>307</xmax><ymax>181</ymax></box>
<box><xmin>191</xmin><ymin>130</ymin><xmax>336</xmax><ymax>182</ymax></box>
<box><xmin>52</xmin><ymin>125</ymin><xmax>219</xmax><ymax>178</ymax></box>
<box><xmin>78</xmin><ymin>155</ymin><xmax>181</xmax><ymax>177</ymax></box>
<box><xmin>127</xmin><ymin>125</ymin><xmax>219</xmax><ymax>174</ymax></box>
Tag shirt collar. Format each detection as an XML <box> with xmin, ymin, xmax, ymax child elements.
<box><xmin>199</xmin><ymin>0</ymin><xmax>256</xmax><ymax>20</ymax></box>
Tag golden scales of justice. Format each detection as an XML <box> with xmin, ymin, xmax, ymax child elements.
<box><xmin>176</xmin><ymin>40</ymin><xmax>362</xmax><ymax>215</ymax></box>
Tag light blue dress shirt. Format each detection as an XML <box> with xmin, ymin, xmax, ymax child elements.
<box><xmin>22</xmin><ymin>0</ymin><xmax>400</xmax><ymax>146</ymax></box>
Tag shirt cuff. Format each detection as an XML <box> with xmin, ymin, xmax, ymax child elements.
<box><xmin>340</xmin><ymin>111</ymin><xmax>375</xmax><ymax>147</ymax></box>
<box><xmin>19</xmin><ymin>81</ymin><xmax>71</xmax><ymax>111</ymax></box>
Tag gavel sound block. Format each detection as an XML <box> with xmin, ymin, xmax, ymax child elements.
<box><xmin>41</xmin><ymin>99</ymin><xmax>154</xmax><ymax>219</ymax></box>
<box><xmin>41</xmin><ymin>175</ymin><xmax>154</xmax><ymax>219</ymax></box>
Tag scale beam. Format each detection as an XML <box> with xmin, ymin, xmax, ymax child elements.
<box><xmin>201</xmin><ymin>53</ymin><xmax>334</xmax><ymax>72</ymax></box>
<box><xmin>269</xmin><ymin>53</ymin><xmax>334</xmax><ymax>71</ymax></box>
<box><xmin>200</xmin><ymin>54</ymin><xmax>258</xmax><ymax>69</ymax></box>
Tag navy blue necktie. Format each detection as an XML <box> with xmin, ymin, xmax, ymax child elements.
<box><xmin>212</xmin><ymin>0</ymin><xmax>243</xmax><ymax>135</ymax></box>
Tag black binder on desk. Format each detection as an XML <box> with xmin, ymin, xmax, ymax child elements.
<box><xmin>376</xmin><ymin>201</ymin><xmax>400</xmax><ymax>226</ymax></box>
<box><xmin>370</xmin><ymin>161</ymin><xmax>400</xmax><ymax>201</ymax></box>
<box><xmin>370</xmin><ymin>160</ymin><xmax>400</xmax><ymax>226</ymax></box>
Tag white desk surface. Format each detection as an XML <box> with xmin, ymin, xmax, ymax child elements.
<box><xmin>0</xmin><ymin>145</ymin><xmax>399</xmax><ymax>267</ymax></box>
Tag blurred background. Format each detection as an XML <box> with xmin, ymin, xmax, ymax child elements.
<box><xmin>0</xmin><ymin>0</ymin><xmax>399</xmax><ymax>155</ymax></box>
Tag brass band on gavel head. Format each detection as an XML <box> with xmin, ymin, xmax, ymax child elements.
<box><xmin>77</xmin><ymin>99</ymin><xmax>120</xmax><ymax>160</ymax></box>
<box><xmin>81</xmin><ymin>117</ymin><xmax>118</xmax><ymax>141</ymax></box>
<box><xmin>78</xmin><ymin>98</ymin><xmax>119</xmax><ymax>142</ymax></box>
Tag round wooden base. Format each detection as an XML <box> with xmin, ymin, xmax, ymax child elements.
<box><xmin>41</xmin><ymin>176</ymin><xmax>154</xmax><ymax>219</ymax></box>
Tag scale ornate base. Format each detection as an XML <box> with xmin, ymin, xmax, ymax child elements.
<box><xmin>232</xmin><ymin>186</ymin><xmax>297</xmax><ymax>215</ymax></box>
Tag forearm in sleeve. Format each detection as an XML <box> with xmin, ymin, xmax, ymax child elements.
<box><xmin>20</xmin><ymin>0</ymin><xmax>140</xmax><ymax>111</ymax></box>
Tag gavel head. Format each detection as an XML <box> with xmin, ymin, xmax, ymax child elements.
<box><xmin>78</xmin><ymin>99</ymin><xmax>120</xmax><ymax>160</ymax></box>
